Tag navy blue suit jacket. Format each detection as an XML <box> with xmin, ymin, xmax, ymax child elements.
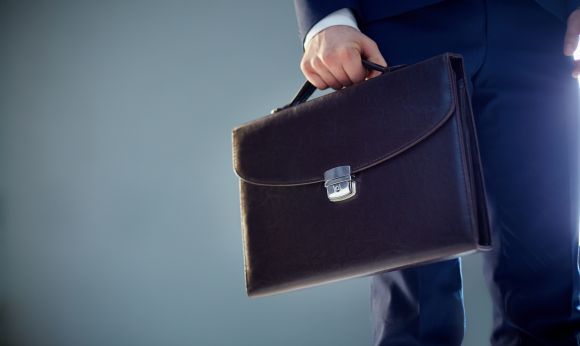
<box><xmin>294</xmin><ymin>0</ymin><xmax>580</xmax><ymax>43</ymax></box>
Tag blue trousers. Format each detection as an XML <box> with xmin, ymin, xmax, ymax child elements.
<box><xmin>363</xmin><ymin>0</ymin><xmax>580</xmax><ymax>344</ymax></box>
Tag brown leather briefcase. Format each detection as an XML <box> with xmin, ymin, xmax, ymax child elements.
<box><xmin>232</xmin><ymin>52</ymin><xmax>492</xmax><ymax>298</ymax></box>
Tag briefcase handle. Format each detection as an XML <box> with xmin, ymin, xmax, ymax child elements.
<box><xmin>271</xmin><ymin>59</ymin><xmax>407</xmax><ymax>113</ymax></box>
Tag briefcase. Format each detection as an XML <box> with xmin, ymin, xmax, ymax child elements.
<box><xmin>231</xmin><ymin>52</ymin><xmax>492</xmax><ymax>298</ymax></box>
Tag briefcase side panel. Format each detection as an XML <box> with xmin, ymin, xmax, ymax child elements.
<box><xmin>450</xmin><ymin>55</ymin><xmax>492</xmax><ymax>249</ymax></box>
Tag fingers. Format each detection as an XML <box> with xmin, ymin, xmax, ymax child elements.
<box><xmin>300</xmin><ymin>26</ymin><xmax>388</xmax><ymax>89</ymax></box>
<box><xmin>320</xmin><ymin>49</ymin><xmax>355</xmax><ymax>88</ymax></box>
<box><xmin>305</xmin><ymin>72</ymin><xmax>328</xmax><ymax>90</ymax></box>
<box><xmin>565</xmin><ymin>10</ymin><xmax>580</xmax><ymax>56</ymax></box>
<box><xmin>301</xmin><ymin>49</ymin><xmax>357</xmax><ymax>90</ymax></box>
<box><xmin>342</xmin><ymin>49</ymin><xmax>367</xmax><ymax>84</ymax></box>
<box><xmin>301</xmin><ymin>44</ymin><xmax>384</xmax><ymax>88</ymax></box>
<box><xmin>301</xmin><ymin>56</ymin><xmax>342</xmax><ymax>90</ymax></box>
<box><xmin>358</xmin><ymin>35</ymin><xmax>388</xmax><ymax>79</ymax></box>
<box><xmin>314</xmin><ymin>57</ymin><xmax>344</xmax><ymax>89</ymax></box>
<box><xmin>301</xmin><ymin>57</ymin><xmax>328</xmax><ymax>89</ymax></box>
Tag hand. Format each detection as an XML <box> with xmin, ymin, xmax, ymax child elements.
<box><xmin>300</xmin><ymin>25</ymin><xmax>387</xmax><ymax>90</ymax></box>
<box><xmin>564</xmin><ymin>8</ymin><xmax>580</xmax><ymax>77</ymax></box>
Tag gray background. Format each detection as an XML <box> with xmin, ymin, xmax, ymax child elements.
<box><xmin>0</xmin><ymin>1</ymin><xmax>492</xmax><ymax>345</ymax></box>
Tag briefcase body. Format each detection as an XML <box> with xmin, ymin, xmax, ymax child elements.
<box><xmin>232</xmin><ymin>53</ymin><xmax>491</xmax><ymax>297</ymax></box>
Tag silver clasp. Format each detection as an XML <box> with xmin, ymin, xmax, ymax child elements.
<box><xmin>324</xmin><ymin>165</ymin><xmax>356</xmax><ymax>202</ymax></box>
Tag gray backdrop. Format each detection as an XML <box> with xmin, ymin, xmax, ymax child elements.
<box><xmin>0</xmin><ymin>1</ymin><xmax>492</xmax><ymax>345</ymax></box>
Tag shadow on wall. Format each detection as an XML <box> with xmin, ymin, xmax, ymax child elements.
<box><xmin>0</xmin><ymin>196</ymin><xmax>10</xmax><ymax>346</ymax></box>
<box><xmin>0</xmin><ymin>303</ymin><xmax>13</xmax><ymax>346</ymax></box>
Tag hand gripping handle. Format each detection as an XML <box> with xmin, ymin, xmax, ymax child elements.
<box><xmin>271</xmin><ymin>59</ymin><xmax>406</xmax><ymax>113</ymax></box>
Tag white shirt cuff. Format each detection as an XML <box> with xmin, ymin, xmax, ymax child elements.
<box><xmin>303</xmin><ymin>8</ymin><xmax>359</xmax><ymax>49</ymax></box>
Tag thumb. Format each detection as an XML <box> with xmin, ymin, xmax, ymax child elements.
<box><xmin>358</xmin><ymin>35</ymin><xmax>388</xmax><ymax>79</ymax></box>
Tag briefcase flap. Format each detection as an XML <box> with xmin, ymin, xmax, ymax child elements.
<box><xmin>232</xmin><ymin>54</ymin><xmax>456</xmax><ymax>186</ymax></box>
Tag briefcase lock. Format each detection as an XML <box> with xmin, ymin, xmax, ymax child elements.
<box><xmin>323</xmin><ymin>165</ymin><xmax>356</xmax><ymax>202</ymax></box>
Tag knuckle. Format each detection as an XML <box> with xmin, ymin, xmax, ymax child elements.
<box><xmin>338</xmin><ymin>47</ymin><xmax>358</xmax><ymax>62</ymax></box>
<box><xmin>365</xmin><ymin>37</ymin><xmax>379</xmax><ymax>49</ymax></box>
<box><xmin>304</xmin><ymin>71</ymin><xmax>317</xmax><ymax>84</ymax></box>
<box><xmin>300</xmin><ymin>59</ymin><xmax>311</xmax><ymax>73</ymax></box>
<box><xmin>312</xmin><ymin>57</ymin><xmax>325</xmax><ymax>70</ymax></box>
<box><xmin>321</xmin><ymin>50</ymin><xmax>339</xmax><ymax>65</ymax></box>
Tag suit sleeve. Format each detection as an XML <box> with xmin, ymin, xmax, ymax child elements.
<box><xmin>293</xmin><ymin>0</ymin><xmax>360</xmax><ymax>44</ymax></box>
<box><xmin>303</xmin><ymin>8</ymin><xmax>359</xmax><ymax>48</ymax></box>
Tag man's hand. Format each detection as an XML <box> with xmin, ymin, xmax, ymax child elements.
<box><xmin>564</xmin><ymin>8</ymin><xmax>580</xmax><ymax>77</ymax></box>
<box><xmin>300</xmin><ymin>25</ymin><xmax>387</xmax><ymax>90</ymax></box>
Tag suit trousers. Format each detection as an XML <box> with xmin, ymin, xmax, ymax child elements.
<box><xmin>363</xmin><ymin>0</ymin><xmax>580</xmax><ymax>344</ymax></box>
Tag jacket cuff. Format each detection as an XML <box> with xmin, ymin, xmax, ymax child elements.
<box><xmin>294</xmin><ymin>0</ymin><xmax>360</xmax><ymax>45</ymax></box>
<box><xmin>303</xmin><ymin>8</ymin><xmax>359</xmax><ymax>49</ymax></box>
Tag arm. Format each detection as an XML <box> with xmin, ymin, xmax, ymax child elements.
<box><xmin>303</xmin><ymin>8</ymin><xmax>359</xmax><ymax>49</ymax></box>
<box><xmin>294</xmin><ymin>2</ymin><xmax>387</xmax><ymax>90</ymax></box>
<box><xmin>294</xmin><ymin>0</ymin><xmax>360</xmax><ymax>44</ymax></box>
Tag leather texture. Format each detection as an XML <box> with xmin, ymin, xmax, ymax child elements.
<box><xmin>232</xmin><ymin>53</ymin><xmax>492</xmax><ymax>297</ymax></box>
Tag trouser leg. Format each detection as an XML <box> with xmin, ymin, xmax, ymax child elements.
<box><xmin>363</xmin><ymin>0</ymin><xmax>580</xmax><ymax>344</ymax></box>
<box><xmin>370</xmin><ymin>259</ymin><xmax>465</xmax><ymax>346</ymax></box>
<box><xmin>475</xmin><ymin>0</ymin><xmax>580</xmax><ymax>344</ymax></box>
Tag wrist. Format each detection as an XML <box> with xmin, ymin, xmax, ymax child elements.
<box><xmin>304</xmin><ymin>8</ymin><xmax>359</xmax><ymax>49</ymax></box>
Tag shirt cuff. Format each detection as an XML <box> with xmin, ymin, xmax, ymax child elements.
<box><xmin>303</xmin><ymin>8</ymin><xmax>359</xmax><ymax>49</ymax></box>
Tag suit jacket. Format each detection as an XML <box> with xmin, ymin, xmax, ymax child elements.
<box><xmin>294</xmin><ymin>0</ymin><xmax>580</xmax><ymax>43</ymax></box>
